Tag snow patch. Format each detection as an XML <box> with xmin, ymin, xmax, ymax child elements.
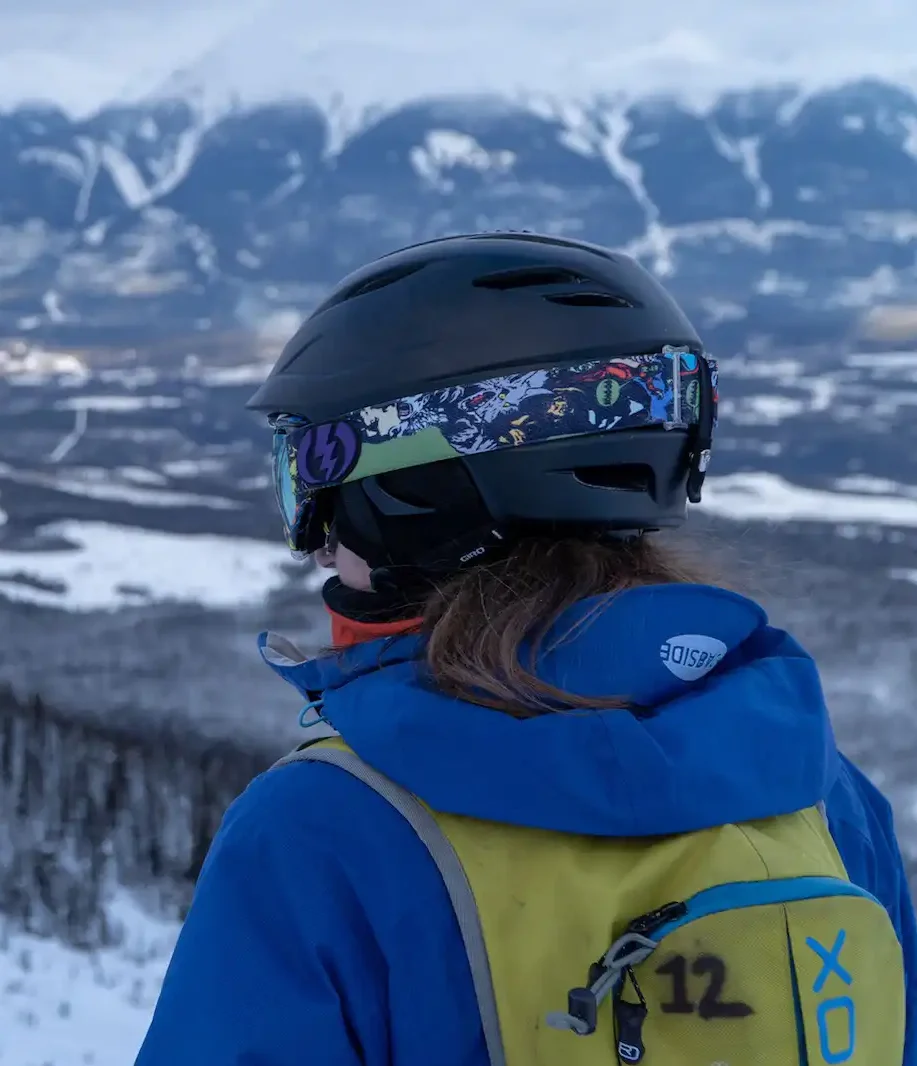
<box><xmin>161</xmin><ymin>458</ymin><xmax>227</xmax><ymax>478</ymax></box>
<box><xmin>0</xmin><ymin>345</ymin><xmax>88</xmax><ymax>382</ymax></box>
<box><xmin>0</xmin><ymin>520</ymin><xmax>295</xmax><ymax>611</ymax></box>
<box><xmin>623</xmin><ymin>217</ymin><xmax>839</xmax><ymax>263</ymax></box>
<box><xmin>836</xmin><ymin>475</ymin><xmax>917</xmax><ymax>497</ymax></box>
<box><xmin>756</xmin><ymin>269</ymin><xmax>808</xmax><ymax>296</ymax></box>
<box><xmin>17</xmin><ymin>146</ymin><xmax>83</xmax><ymax>185</ymax></box>
<box><xmin>719</xmin><ymin>354</ymin><xmax>804</xmax><ymax>379</ymax></box>
<box><xmin>410</xmin><ymin>130</ymin><xmax>515</xmax><ymax>192</ymax></box>
<box><xmin>41</xmin><ymin>291</ymin><xmax>68</xmax><ymax>323</ymax></box>
<box><xmin>117</xmin><ymin>466</ymin><xmax>170</xmax><ymax>487</ymax></box>
<box><xmin>49</xmin><ymin>407</ymin><xmax>88</xmax><ymax>464</ymax></box>
<box><xmin>98</xmin><ymin>126</ymin><xmax>205</xmax><ymax>210</ymax></box>
<box><xmin>829</xmin><ymin>265</ymin><xmax>901</xmax><ymax>308</ymax></box>
<box><xmin>699</xmin><ymin>298</ymin><xmax>748</xmax><ymax>325</ymax></box>
<box><xmin>592</xmin><ymin>102</ymin><xmax>670</xmax><ymax>274</ymax></box>
<box><xmin>194</xmin><ymin>363</ymin><xmax>270</xmax><ymax>386</ymax></box>
<box><xmin>902</xmin><ymin>115</ymin><xmax>917</xmax><ymax>159</ymax></box>
<box><xmin>845</xmin><ymin>350</ymin><xmax>917</xmax><ymax>370</ymax></box>
<box><xmin>727</xmin><ymin>394</ymin><xmax>808</xmax><ymax>424</ymax></box>
<box><xmin>55</xmin><ymin>394</ymin><xmax>181</xmax><ymax>413</ymax></box>
<box><xmin>0</xmin><ymin>894</ymin><xmax>176</xmax><ymax>1066</ymax></box>
<box><xmin>707</xmin><ymin>126</ymin><xmax>772</xmax><ymax>210</ymax></box>
<box><xmin>0</xmin><ymin>463</ymin><xmax>241</xmax><ymax>511</ymax></box>
<box><xmin>699</xmin><ymin>472</ymin><xmax>917</xmax><ymax>525</ymax></box>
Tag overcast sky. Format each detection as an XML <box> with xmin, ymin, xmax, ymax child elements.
<box><xmin>2</xmin><ymin>0</ymin><xmax>916</xmax><ymax>116</ymax></box>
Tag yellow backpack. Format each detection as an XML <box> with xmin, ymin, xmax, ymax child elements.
<box><xmin>274</xmin><ymin>737</ymin><xmax>906</xmax><ymax>1066</ymax></box>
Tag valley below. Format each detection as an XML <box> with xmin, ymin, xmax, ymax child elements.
<box><xmin>1</xmin><ymin>343</ymin><xmax>916</xmax><ymax>1065</ymax></box>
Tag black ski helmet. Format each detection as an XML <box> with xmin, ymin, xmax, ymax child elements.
<box><xmin>248</xmin><ymin>231</ymin><xmax>716</xmax><ymax>587</ymax></box>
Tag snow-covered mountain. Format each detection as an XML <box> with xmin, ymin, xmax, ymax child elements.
<box><xmin>4</xmin><ymin>72</ymin><xmax>917</xmax><ymax>618</ymax></box>
<box><xmin>2</xmin><ymin>78</ymin><xmax>917</xmax><ymax>354</ymax></box>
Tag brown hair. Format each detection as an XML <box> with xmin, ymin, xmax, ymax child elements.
<box><xmin>421</xmin><ymin>535</ymin><xmax>715</xmax><ymax>719</ymax></box>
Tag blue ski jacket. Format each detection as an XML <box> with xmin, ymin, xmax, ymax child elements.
<box><xmin>135</xmin><ymin>584</ymin><xmax>917</xmax><ymax>1065</ymax></box>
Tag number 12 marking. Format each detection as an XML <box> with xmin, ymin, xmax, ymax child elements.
<box><xmin>656</xmin><ymin>954</ymin><xmax>755</xmax><ymax>1020</ymax></box>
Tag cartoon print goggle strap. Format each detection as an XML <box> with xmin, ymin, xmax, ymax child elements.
<box><xmin>270</xmin><ymin>348</ymin><xmax>717</xmax><ymax>554</ymax></box>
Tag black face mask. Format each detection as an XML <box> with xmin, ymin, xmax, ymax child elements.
<box><xmin>320</xmin><ymin>518</ymin><xmax>431</xmax><ymax>623</ymax></box>
<box><xmin>321</xmin><ymin>574</ymin><xmax>428</xmax><ymax>624</ymax></box>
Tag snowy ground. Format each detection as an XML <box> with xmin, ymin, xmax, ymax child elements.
<box><xmin>1</xmin><ymin>475</ymin><xmax>916</xmax><ymax>614</ymax></box>
<box><xmin>0</xmin><ymin>896</ymin><xmax>178</xmax><ymax>1066</ymax></box>
<box><xmin>0</xmin><ymin>520</ymin><xmax>323</xmax><ymax>611</ymax></box>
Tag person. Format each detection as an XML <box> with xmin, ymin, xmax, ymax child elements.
<box><xmin>135</xmin><ymin>232</ymin><xmax>916</xmax><ymax>1066</ymax></box>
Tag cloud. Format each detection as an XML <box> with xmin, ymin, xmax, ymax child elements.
<box><xmin>2</xmin><ymin>0</ymin><xmax>917</xmax><ymax>117</ymax></box>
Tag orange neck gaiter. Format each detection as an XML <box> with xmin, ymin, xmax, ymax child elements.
<box><xmin>327</xmin><ymin>606</ymin><xmax>422</xmax><ymax>649</ymax></box>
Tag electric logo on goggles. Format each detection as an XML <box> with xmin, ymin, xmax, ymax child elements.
<box><xmin>270</xmin><ymin>416</ymin><xmax>359</xmax><ymax>555</ymax></box>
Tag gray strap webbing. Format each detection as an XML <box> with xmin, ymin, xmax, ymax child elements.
<box><xmin>273</xmin><ymin>746</ymin><xmax>506</xmax><ymax>1066</ymax></box>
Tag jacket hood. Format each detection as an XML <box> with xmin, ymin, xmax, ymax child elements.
<box><xmin>259</xmin><ymin>584</ymin><xmax>839</xmax><ymax>837</ymax></box>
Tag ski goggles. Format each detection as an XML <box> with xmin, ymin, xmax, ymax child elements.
<box><xmin>268</xmin><ymin>348</ymin><xmax>717</xmax><ymax>556</ymax></box>
<box><xmin>270</xmin><ymin>414</ymin><xmax>346</xmax><ymax>557</ymax></box>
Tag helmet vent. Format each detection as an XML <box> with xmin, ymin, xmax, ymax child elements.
<box><xmin>544</xmin><ymin>291</ymin><xmax>636</xmax><ymax>308</ymax></box>
<box><xmin>574</xmin><ymin>463</ymin><xmax>654</xmax><ymax>493</ymax></box>
<box><xmin>326</xmin><ymin>262</ymin><xmax>426</xmax><ymax>307</ymax></box>
<box><xmin>471</xmin><ymin>266</ymin><xmax>591</xmax><ymax>290</ymax></box>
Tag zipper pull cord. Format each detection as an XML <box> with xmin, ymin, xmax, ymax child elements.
<box><xmin>545</xmin><ymin>932</ymin><xmax>657</xmax><ymax>1036</ymax></box>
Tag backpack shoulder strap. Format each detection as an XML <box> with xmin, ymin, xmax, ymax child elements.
<box><xmin>273</xmin><ymin>745</ymin><xmax>506</xmax><ymax>1066</ymax></box>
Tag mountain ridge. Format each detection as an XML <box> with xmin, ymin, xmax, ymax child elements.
<box><xmin>2</xmin><ymin>77</ymin><xmax>917</xmax><ymax>354</ymax></box>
